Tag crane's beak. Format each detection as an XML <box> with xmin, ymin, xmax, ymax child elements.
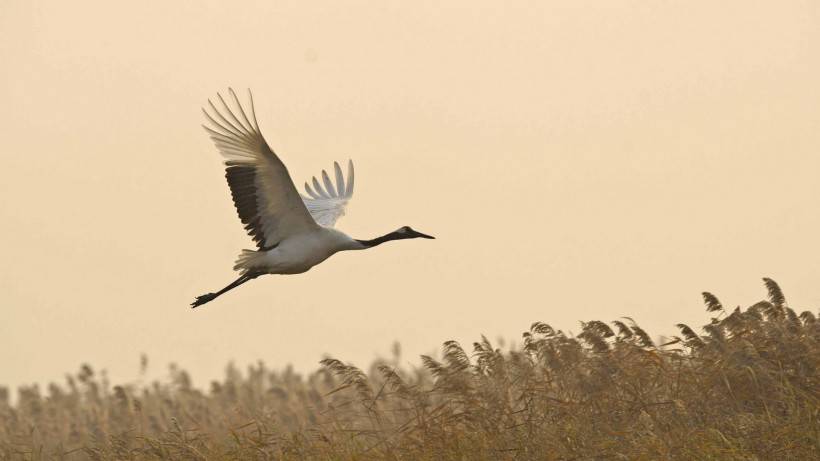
<box><xmin>413</xmin><ymin>230</ymin><xmax>435</xmax><ymax>239</ymax></box>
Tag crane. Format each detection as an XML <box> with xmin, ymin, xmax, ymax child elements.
<box><xmin>191</xmin><ymin>89</ymin><xmax>434</xmax><ymax>308</ymax></box>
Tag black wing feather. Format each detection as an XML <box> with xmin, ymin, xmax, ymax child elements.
<box><xmin>225</xmin><ymin>163</ymin><xmax>268</xmax><ymax>249</ymax></box>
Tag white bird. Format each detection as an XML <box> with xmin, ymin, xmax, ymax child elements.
<box><xmin>192</xmin><ymin>89</ymin><xmax>434</xmax><ymax>308</ymax></box>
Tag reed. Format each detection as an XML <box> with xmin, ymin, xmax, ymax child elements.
<box><xmin>2</xmin><ymin>278</ymin><xmax>818</xmax><ymax>460</ymax></box>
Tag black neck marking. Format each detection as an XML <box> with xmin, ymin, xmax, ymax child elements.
<box><xmin>356</xmin><ymin>231</ymin><xmax>406</xmax><ymax>248</ymax></box>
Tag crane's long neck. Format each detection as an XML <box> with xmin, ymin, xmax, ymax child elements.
<box><xmin>355</xmin><ymin>231</ymin><xmax>405</xmax><ymax>248</ymax></box>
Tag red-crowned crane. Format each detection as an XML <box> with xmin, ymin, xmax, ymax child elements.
<box><xmin>192</xmin><ymin>89</ymin><xmax>434</xmax><ymax>308</ymax></box>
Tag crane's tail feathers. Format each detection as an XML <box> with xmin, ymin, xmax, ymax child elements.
<box><xmin>233</xmin><ymin>249</ymin><xmax>267</xmax><ymax>272</ymax></box>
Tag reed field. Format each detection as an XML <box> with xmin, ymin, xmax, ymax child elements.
<box><xmin>2</xmin><ymin>278</ymin><xmax>818</xmax><ymax>460</ymax></box>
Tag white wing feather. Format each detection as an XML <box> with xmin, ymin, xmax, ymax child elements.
<box><xmin>203</xmin><ymin>89</ymin><xmax>319</xmax><ymax>249</ymax></box>
<box><xmin>301</xmin><ymin>160</ymin><xmax>355</xmax><ymax>227</ymax></box>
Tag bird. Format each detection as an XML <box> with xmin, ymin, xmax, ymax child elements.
<box><xmin>191</xmin><ymin>89</ymin><xmax>434</xmax><ymax>308</ymax></box>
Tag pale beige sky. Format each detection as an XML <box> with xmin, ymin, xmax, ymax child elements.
<box><xmin>1</xmin><ymin>1</ymin><xmax>819</xmax><ymax>390</ymax></box>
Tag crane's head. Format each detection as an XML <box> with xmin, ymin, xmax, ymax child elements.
<box><xmin>395</xmin><ymin>226</ymin><xmax>435</xmax><ymax>240</ymax></box>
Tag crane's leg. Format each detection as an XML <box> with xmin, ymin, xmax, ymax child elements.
<box><xmin>191</xmin><ymin>272</ymin><xmax>261</xmax><ymax>308</ymax></box>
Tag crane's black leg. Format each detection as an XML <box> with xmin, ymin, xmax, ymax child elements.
<box><xmin>191</xmin><ymin>272</ymin><xmax>261</xmax><ymax>308</ymax></box>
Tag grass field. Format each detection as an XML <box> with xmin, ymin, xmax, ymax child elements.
<box><xmin>2</xmin><ymin>278</ymin><xmax>818</xmax><ymax>460</ymax></box>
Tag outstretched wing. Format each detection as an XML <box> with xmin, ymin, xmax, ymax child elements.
<box><xmin>203</xmin><ymin>89</ymin><xmax>319</xmax><ymax>249</ymax></box>
<box><xmin>300</xmin><ymin>160</ymin><xmax>355</xmax><ymax>227</ymax></box>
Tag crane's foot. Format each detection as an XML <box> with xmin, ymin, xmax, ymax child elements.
<box><xmin>191</xmin><ymin>293</ymin><xmax>217</xmax><ymax>308</ymax></box>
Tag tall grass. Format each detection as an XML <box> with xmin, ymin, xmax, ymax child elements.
<box><xmin>2</xmin><ymin>278</ymin><xmax>818</xmax><ymax>460</ymax></box>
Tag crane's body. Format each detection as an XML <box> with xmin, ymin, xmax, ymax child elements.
<box><xmin>236</xmin><ymin>227</ymin><xmax>361</xmax><ymax>275</ymax></box>
<box><xmin>191</xmin><ymin>89</ymin><xmax>433</xmax><ymax>308</ymax></box>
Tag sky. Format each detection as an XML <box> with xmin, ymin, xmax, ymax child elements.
<box><xmin>1</xmin><ymin>1</ymin><xmax>819</xmax><ymax>391</ymax></box>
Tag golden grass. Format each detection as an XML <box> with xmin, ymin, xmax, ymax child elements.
<box><xmin>2</xmin><ymin>278</ymin><xmax>818</xmax><ymax>460</ymax></box>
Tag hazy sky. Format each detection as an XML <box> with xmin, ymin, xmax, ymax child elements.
<box><xmin>2</xmin><ymin>1</ymin><xmax>819</xmax><ymax>391</ymax></box>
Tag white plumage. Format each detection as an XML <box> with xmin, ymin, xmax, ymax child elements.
<box><xmin>300</xmin><ymin>159</ymin><xmax>354</xmax><ymax>227</ymax></box>
<box><xmin>192</xmin><ymin>89</ymin><xmax>434</xmax><ymax>308</ymax></box>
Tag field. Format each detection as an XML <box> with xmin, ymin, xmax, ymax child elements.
<box><xmin>2</xmin><ymin>278</ymin><xmax>818</xmax><ymax>460</ymax></box>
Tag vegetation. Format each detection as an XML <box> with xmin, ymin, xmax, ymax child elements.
<box><xmin>2</xmin><ymin>279</ymin><xmax>818</xmax><ymax>460</ymax></box>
